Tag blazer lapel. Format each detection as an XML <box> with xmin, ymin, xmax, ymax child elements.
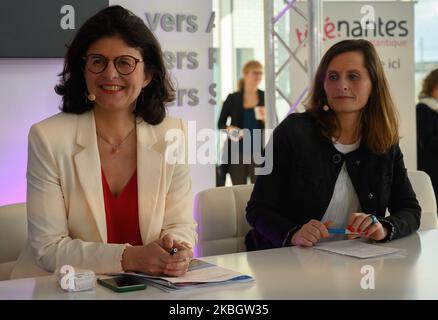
<box><xmin>73</xmin><ymin>111</ymin><xmax>107</xmax><ymax>242</ymax></box>
<box><xmin>136</xmin><ymin>120</ymin><xmax>163</xmax><ymax>245</ymax></box>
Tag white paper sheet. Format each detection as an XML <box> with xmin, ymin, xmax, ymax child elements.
<box><xmin>154</xmin><ymin>265</ymin><xmax>248</xmax><ymax>284</ymax></box>
<box><xmin>108</xmin><ymin>259</ymin><xmax>254</xmax><ymax>291</ymax></box>
<box><xmin>314</xmin><ymin>240</ymin><xmax>403</xmax><ymax>259</ymax></box>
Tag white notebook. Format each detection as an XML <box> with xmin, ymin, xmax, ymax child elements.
<box><xmin>314</xmin><ymin>240</ymin><xmax>402</xmax><ymax>259</ymax></box>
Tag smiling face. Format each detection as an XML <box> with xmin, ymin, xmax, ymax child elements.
<box><xmin>323</xmin><ymin>51</ymin><xmax>372</xmax><ymax>115</ymax></box>
<box><xmin>84</xmin><ymin>36</ymin><xmax>151</xmax><ymax>113</ymax></box>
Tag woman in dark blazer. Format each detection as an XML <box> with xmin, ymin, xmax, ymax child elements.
<box><xmin>416</xmin><ymin>69</ymin><xmax>438</xmax><ymax>206</ymax></box>
<box><xmin>218</xmin><ymin>60</ymin><xmax>265</xmax><ymax>185</ymax></box>
<box><xmin>246</xmin><ymin>39</ymin><xmax>421</xmax><ymax>250</ymax></box>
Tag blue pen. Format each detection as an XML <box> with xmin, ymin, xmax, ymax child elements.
<box><xmin>328</xmin><ymin>228</ymin><xmax>361</xmax><ymax>235</ymax></box>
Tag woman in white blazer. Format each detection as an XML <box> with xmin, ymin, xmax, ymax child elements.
<box><xmin>12</xmin><ymin>6</ymin><xmax>197</xmax><ymax>279</ymax></box>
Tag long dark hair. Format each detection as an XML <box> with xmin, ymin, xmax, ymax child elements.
<box><xmin>55</xmin><ymin>5</ymin><xmax>174</xmax><ymax>125</ymax></box>
<box><xmin>304</xmin><ymin>39</ymin><xmax>399</xmax><ymax>154</ymax></box>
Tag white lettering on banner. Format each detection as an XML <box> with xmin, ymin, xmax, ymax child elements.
<box><xmin>360</xmin><ymin>265</ymin><xmax>375</xmax><ymax>290</ymax></box>
<box><xmin>60</xmin><ymin>265</ymin><xmax>75</xmax><ymax>290</ymax></box>
<box><xmin>60</xmin><ymin>5</ymin><xmax>75</xmax><ymax>30</ymax></box>
<box><xmin>360</xmin><ymin>5</ymin><xmax>375</xmax><ymax>30</ymax></box>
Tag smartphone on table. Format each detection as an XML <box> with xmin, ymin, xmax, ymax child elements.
<box><xmin>97</xmin><ymin>276</ymin><xmax>146</xmax><ymax>293</ymax></box>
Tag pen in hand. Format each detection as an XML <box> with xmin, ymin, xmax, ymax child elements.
<box><xmin>328</xmin><ymin>228</ymin><xmax>367</xmax><ymax>235</ymax></box>
<box><xmin>169</xmin><ymin>247</ymin><xmax>178</xmax><ymax>256</ymax></box>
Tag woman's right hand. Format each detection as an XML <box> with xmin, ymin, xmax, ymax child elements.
<box><xmin>121</xmin><ymin>239</ymin><xmax>193</xmax><ymax>276</ymax></box>
<box><xmin>291</xmin><ymin>220</ymin><xmax>332</xmax><ymax>247</ymax></box>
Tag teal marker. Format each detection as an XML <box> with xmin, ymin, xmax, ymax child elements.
<box><xmin>328</xmin><ymin>228</ymin><xmax>361</xmax><ymax>235</ymax></box>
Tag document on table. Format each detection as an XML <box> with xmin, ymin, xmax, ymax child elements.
<box><xmin>109</xmin><ymin>259</ymin><xmax>254</xmax><ymax>292</ymax></box>
<box><xmin>314</xmin><ymin>240</ymin><xmax>403</xmax><ymax>259</ymax></box>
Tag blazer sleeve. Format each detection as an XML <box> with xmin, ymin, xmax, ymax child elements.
<box><xmin>26</xmin><ymin>124</ymin><xmax>127</xmax><ymax>274</ymax></box>
<box><xmin>160</xmin><ymin>119</ymin><xmax>197</xmax><ymax>248</ymax></box>
<box><xmin>246</xmin><ymin>120</ymin><xmax>301</xmax><ymax>247</ymax></box>
<box><xmin>218</xmin><ymin>94</ymin><xmax>232</xmax><ymax>129</ymax></box>
<box><xmin>383</xmin><ymin>144</ymin><xmax>421</xmax><ymax>240</ymax></box>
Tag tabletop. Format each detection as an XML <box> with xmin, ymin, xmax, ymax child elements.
<box><xmin>1</xmin><ymin>230</ymin><xmax>437</xmax><ymax>299</ymax></box>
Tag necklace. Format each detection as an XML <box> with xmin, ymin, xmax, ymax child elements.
<box><xmin>97</xmin><ymin>125</ymin><xmax>135</xmax><ymax>154</ymax></box>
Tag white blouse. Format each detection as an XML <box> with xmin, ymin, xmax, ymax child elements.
<box><xmin>320</xmin><ymin>139</ymin><xmax>361</xmax><ymax>241</ymax></box>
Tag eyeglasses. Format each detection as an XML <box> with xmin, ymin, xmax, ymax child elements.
<box><xmin>83</xmin><ymin>54</ymin><xmax>144</xmax><ymax>75</ymax></box>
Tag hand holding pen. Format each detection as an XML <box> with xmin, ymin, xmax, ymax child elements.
<box><xmin>120</xmin><ymin>237</ymin><xmax>192</xmax><ymax>277</ymax></box>
<box><xmin>291</xmin><ymin>219</ymin><xmax>333</xmax><ymax>247</ymax></box>
<box><xmin>160</xmin><ymin>234</ymin><xmax>193</xmax><ymax>276</ymax></box>
<box><xmin>327</xmin><ymin>227</ymin><xmax>366</xmax><ymax>235</ymax></box>
<box><xmin>291</xmin><ymin>213</ymin><xmax>388</xmax><ymax>247</ymax></box>
<box><xmin>169</xmin><ymin>247</ymin><xmax>178</xmax><ymax>256</ymax></box>
<box><xmin>345</xmin><ymin>212</ymin><xmax>388</xmax><ymax>241</ymax></box>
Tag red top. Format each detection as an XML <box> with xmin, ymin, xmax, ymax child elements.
<box><xmin>102</xmin><ymin>168</ymin><xmax>143</xmax><ymax>246</ymax></box>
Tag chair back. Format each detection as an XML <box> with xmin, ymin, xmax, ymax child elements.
<box><xmin>0</xmin><ymin>203</ymin><xmax>27</xmax><ymax>280</ymax></box>
<box><xmin>407</xmin><ymin>170</ymin><xmax>438</xmax><ymax>230</ymax></box>
<box><xmin>194</xmin><ymin>185</ymin><xmax>253</xmax><ymax>256</ymax></box>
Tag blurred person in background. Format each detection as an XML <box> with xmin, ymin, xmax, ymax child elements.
<box><xmin>417</xmin><ymin>68</ymin><xmax>438</xmax><ymax>207</ymax></box>
<box><xmin>218</xmin><ymin>60</ymin><xmax>265</xmax><ymax>185</ymax></box>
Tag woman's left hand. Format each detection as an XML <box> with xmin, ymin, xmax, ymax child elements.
<box><xmin>347</xmin><ymin>212</ymin><xmax>388</xmax><ymax>241</ymax></box>
<box><xmin>160</xmin><ymin>234</ymin><xmax>193</xmax><ymax>276</ymax></box>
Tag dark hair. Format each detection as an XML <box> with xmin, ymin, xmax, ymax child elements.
<box><xmin>304</xmin><ymin>39</ymin><xmax>399</xmax><ymax>154</ymax></box>
<box><xmin>55</xmin><ymin>5</ymin><xmax>174</xmax><ymax>125</ymax></box>
<box><xmin>419</xmin><ymin>69</ymin><xmax>438</xmax><ymax>99</ymax></box>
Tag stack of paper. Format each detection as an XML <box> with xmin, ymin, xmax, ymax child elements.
<box><xmin>314</xmin><ymin>240</ymin><xmax>403</xmax><ymax>259</ymax></box>
<box><xmin>110</xmin><ymin>259</ymin><xmax>254</xmax><ymax>292</ymax></box>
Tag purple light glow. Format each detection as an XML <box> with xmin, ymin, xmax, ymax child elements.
<box><xmin>274</xmin><ymin>0</ymin><xmax>296</xmax><ymax>24</ymax></box>
<box><xmin>287</xmin><ymin>87</ymin><xmax>309</xmax><ymax>115</ymax></box>
<box><xmin>0</xmin><ymin>59</ymin><xmax>63</xmax><ymax>206</ymax></box>
<box><xmin>192</xmin><ymin>195</ymin><xmax>201</xmax><ymax>257</ymax></box>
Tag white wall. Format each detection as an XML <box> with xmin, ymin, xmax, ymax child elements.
<box><xmin>0</xmin><ymin>59</ymin><xmax>63</xmax><ymax>205</ymax></box>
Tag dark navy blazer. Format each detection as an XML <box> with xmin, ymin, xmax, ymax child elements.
<box><xmin>246</xmin><ymin>112</ymin><xmax>421</xmax><ymax>250</ymax></box>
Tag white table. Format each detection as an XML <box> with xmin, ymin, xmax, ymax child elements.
<box><xmin>1</xmin><ymin>230</ymin><xmax>437</xmax><ymax>299</ymax></box>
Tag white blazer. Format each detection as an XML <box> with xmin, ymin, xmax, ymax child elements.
<box><xmin>11</xmin><ymin>111</ymin><xmax>197</xmax><ymax>279</ymax></box>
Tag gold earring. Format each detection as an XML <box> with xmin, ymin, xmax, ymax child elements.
<box><xmin>322</xmin><ymin>105</ymin><xmax>329</xmax><ymax>111</ymax></box>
